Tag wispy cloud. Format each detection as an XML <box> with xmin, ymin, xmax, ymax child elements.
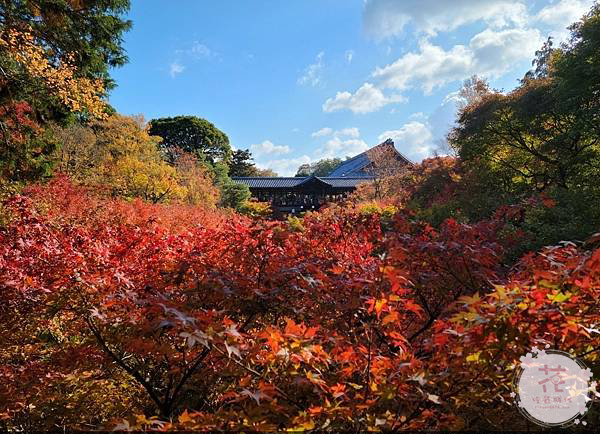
<box><xmin>175</xmin><ymin>40</ymin><xmax>214</xmax><ymax>59</ymax></box>
<box><xmin>191</xmin><ymin>41</ymin><xmax>211</xmax><ymax>58</ymax></box>
<box><xmin>311</xmin><ymin>127</ymin><xmax>333</xmax><ymax>138</ymax></box>
<box><xmin>298</xmin><ymin>51</ymin><xmax>325</xmax><ymax>87</ymax></box>
<box><xmin>169</xmin><ymin>61</ymin><xmax>185</xmax><ymax>78</ymax></box>
<box><xmin>345</xmin><ymin>50</ymin><xmax>354</xmax><ymax>63</ymax></box>
<box><xmin>168</xmin><ymin>41</ymin><xmax>216</xmax><ymax>78</ymax></box>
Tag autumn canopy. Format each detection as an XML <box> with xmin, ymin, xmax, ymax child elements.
<box><xmin>0</xmin><ymin>0</ymin><xmax>599</xmax><ymax>431</ymax></box>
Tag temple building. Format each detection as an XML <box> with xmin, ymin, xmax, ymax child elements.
<box><xmin>232</xmin><ymin>139</ymin><xmax>411</xmax><ymax>214</ymax></box>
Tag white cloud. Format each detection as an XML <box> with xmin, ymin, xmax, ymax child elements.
<box><xmin>256</xmin><ymin>155</ymin><xmax>312</xmax><ymax>177</ymax></box>
<box><xmin>317</xmin><ymin>136</ymin><xmax>369</xmax><ymax>159</ymax></box>
<box><xmin>373</xmin><ymin>42</ymin><xmax>471</xmax><ymax>93</ymax></box>
<box><xmin>323</xmin><ymin>82</ymin><xmax>406</xmax><ymax>114</ymax></box>
<box><xmin>336</xmin><ymin>127</ymin><xmax>360</xmax><ymax>138</ymax></box>
<box><xmin>345</xmin><ymin>50</ymin><xmax>355</xmax><ymax>63</ymax></box>
<box><xmin>379</xmin><ymin>91</ymin><xmax>463</xmax><ymax>161</ymax></box>
<box><xmin>250</xmin><ymin>140</ymin><xmax>291</xmax><ymax>156</ymax></box>
<box><xmin>189</xmin><ymin>41</ymin><xmax>212</xmax><ymax>58</ymax></box>
<box><xmin>379</xmin><ymin>121</ymin><xmax>434</xmax><ymax>160</ymax></box>
<box><xmin>535</xmin><ymin>0</ymin><xmax>593</xmax><ymax>41</ymax></box>
<box><xmin>254</xmin><ymin>128</ymin><xmax>366</xmax><ymax>175</ymax></box>
<box><xmin>312</xmin><ymin>127</ymin><xmax>367</xmax><ymax>158</ymax></box>
<box><xmin>536</xmin><ymin>0</ymin><xmax>590</xmax><ymax>27</ymax></box>
<box><xmin>373</xmin><ymin>27</ymin><xmax>542</xmax><ymax>94</ymax></box>
<box><xmin>311</xmin><ymin>127</ymin><xmax>333</xmax><ymax>138</ymax></box>
<box><xmin>470</xmin><ymin>27</ymin><xmax>543</xmax><ymax>73</ymax></box>
<box><xmin>298</xmin><ymin>51</ymin><xmax>325</xmax><ymax>87</ymax></box>
<box><xmin>363</xmin><ymin>0</ymin><xmax>528</xmax><ymax>39</ymax></box>
<box><xmin>169</xmin><ymin>61</ymin><xmax>185</xmax><ymax>78</ymax></box>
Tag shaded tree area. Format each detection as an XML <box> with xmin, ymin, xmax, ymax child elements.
<box><xmin>452</xmin><ymin>5</ymin><xmax>600</xmax><ymax>194</ymax></box>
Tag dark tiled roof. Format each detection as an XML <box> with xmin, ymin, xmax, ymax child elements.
<box><xmin>231</xmin><ymin>177</ymin><xmax>303</xmax><ymax>188</ymax></box>
<box><xmin>324</xmin><ymin>177</ymin><xmax>373</xmax><ymax>187</ymax></box>
<box><xmin>231</xmin><ymin>176</ymin><xmax>373</xmax><ymax>189</ymax></box>
<box><xmin>328</xmin><ymin>139</ymin><xmax>412</xmax><ymax>177</ymax></box>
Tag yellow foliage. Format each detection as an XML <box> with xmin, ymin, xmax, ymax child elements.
<box><xmin>287</xmin><ymin>215</ymin><xmax>305</xmax><ymax>232</ymax></box>
<box><xmin>174</xmin><ymin>153</ymin><xmax>220</xmax><ymax>207</ymax></box>
<box><xmin>358</xmin><ymin>202</ymin><xmax>398</xmax><ymax>219</ymax></box>
<box><xmin>110</xmin><ymin>155</ymin><xmax>185</xmax><ymax>203</ymax></box>
<box><xmin>0</xmin><ymin>28</ymin><xmax>106</xmax><ymax>118</ymax></box>
<box><xmin>53</xmin><ymin>115</ymin><xmax>220</xmax><ymax>206</ymax></box>
<box><xmin>238</xmin><ymin>200</ymin><xmax>272</xmax><ymax>218</ymax></box>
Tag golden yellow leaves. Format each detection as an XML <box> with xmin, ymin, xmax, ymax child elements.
<box><xmin>0</xmin><ymin>28</ymin><xmax>106</xmax><ymax>118</ymax></box>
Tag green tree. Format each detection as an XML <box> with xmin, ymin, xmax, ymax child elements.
<box><xmin>228</xmin><ymin>150</ymin><xmax>277</xmax><ymax>177</ymax></box>
<box><xmin>148</xmin><ymin>116</ymin><xmax>232</xmax><ymax>165</ymax></box>
<box><xmin>229</xmin><ymin>148</ymin><xmax>257</xmax><ymax>177</ymax></box>
<box><xmin>552</xmin><ymin>3</ymin><xmax>600</xmax><ymax>133</ymax></box>
<box><xmin>522</xmin><ymin>37</ymin><xmax>556</xmax><ymax>81</ymax></box>
<box><xmin>445</xmin><ymin>2</ymin><xmax>600</xmax><ymax>248</ymax></box>
<box><xmin>220</xmin><ymin>182</ymin><xmax>250</xmax><ymax>209</ymax></box>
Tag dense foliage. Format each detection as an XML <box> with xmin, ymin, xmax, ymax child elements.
<box><xmin>0</xmin><ymin>182</ymin><xmax>598</xmax><ymax>431</ymax></box>
<box><xmin>0</xmin><ymin>2</ymin><xmax>599</xmax><ymax>432</ymax></box>
<box><xmin>0</xmin><ymin>0</ymin><xmax>131</xmax><ymax>81</ymax></box>
<box><xmin>52</xmin><ymin>114</ymin><xmax>220</xmax><ymax>206</ymax></box>
<box><xmin>148</xmin><ymin>116</ymin><xmax>232</xmax><ymax>165</ymax></box>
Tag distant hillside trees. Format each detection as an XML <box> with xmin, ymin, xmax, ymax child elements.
<box><xmin>296</xmin><ymin>158</ymin><xmax>343</xmax><ymax>177</ymax></box>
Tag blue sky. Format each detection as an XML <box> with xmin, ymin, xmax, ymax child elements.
<box><xmin>109</xmin><ymin>0</ymin><xmax>594</xmax><ymax>175</ymax></box>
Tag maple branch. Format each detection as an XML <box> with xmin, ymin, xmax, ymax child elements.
<box><xmin>166</xmin><ymin>346</ymin><xmax>211</xmax><ymax>414</ymax></box>
<box><xmin>168</xmin><ymin>311</ymin><xmax>258</xmax><ymax>414</ymax></box>
<box><xmin>211</xmin><ymin>345</ymin><xmax>303</xmax><ymax>411</ymax></box>
<box><xmin>84</xmin><ymin>316</ymin><xmax>165</xmax><ymax>415</ymax></box>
